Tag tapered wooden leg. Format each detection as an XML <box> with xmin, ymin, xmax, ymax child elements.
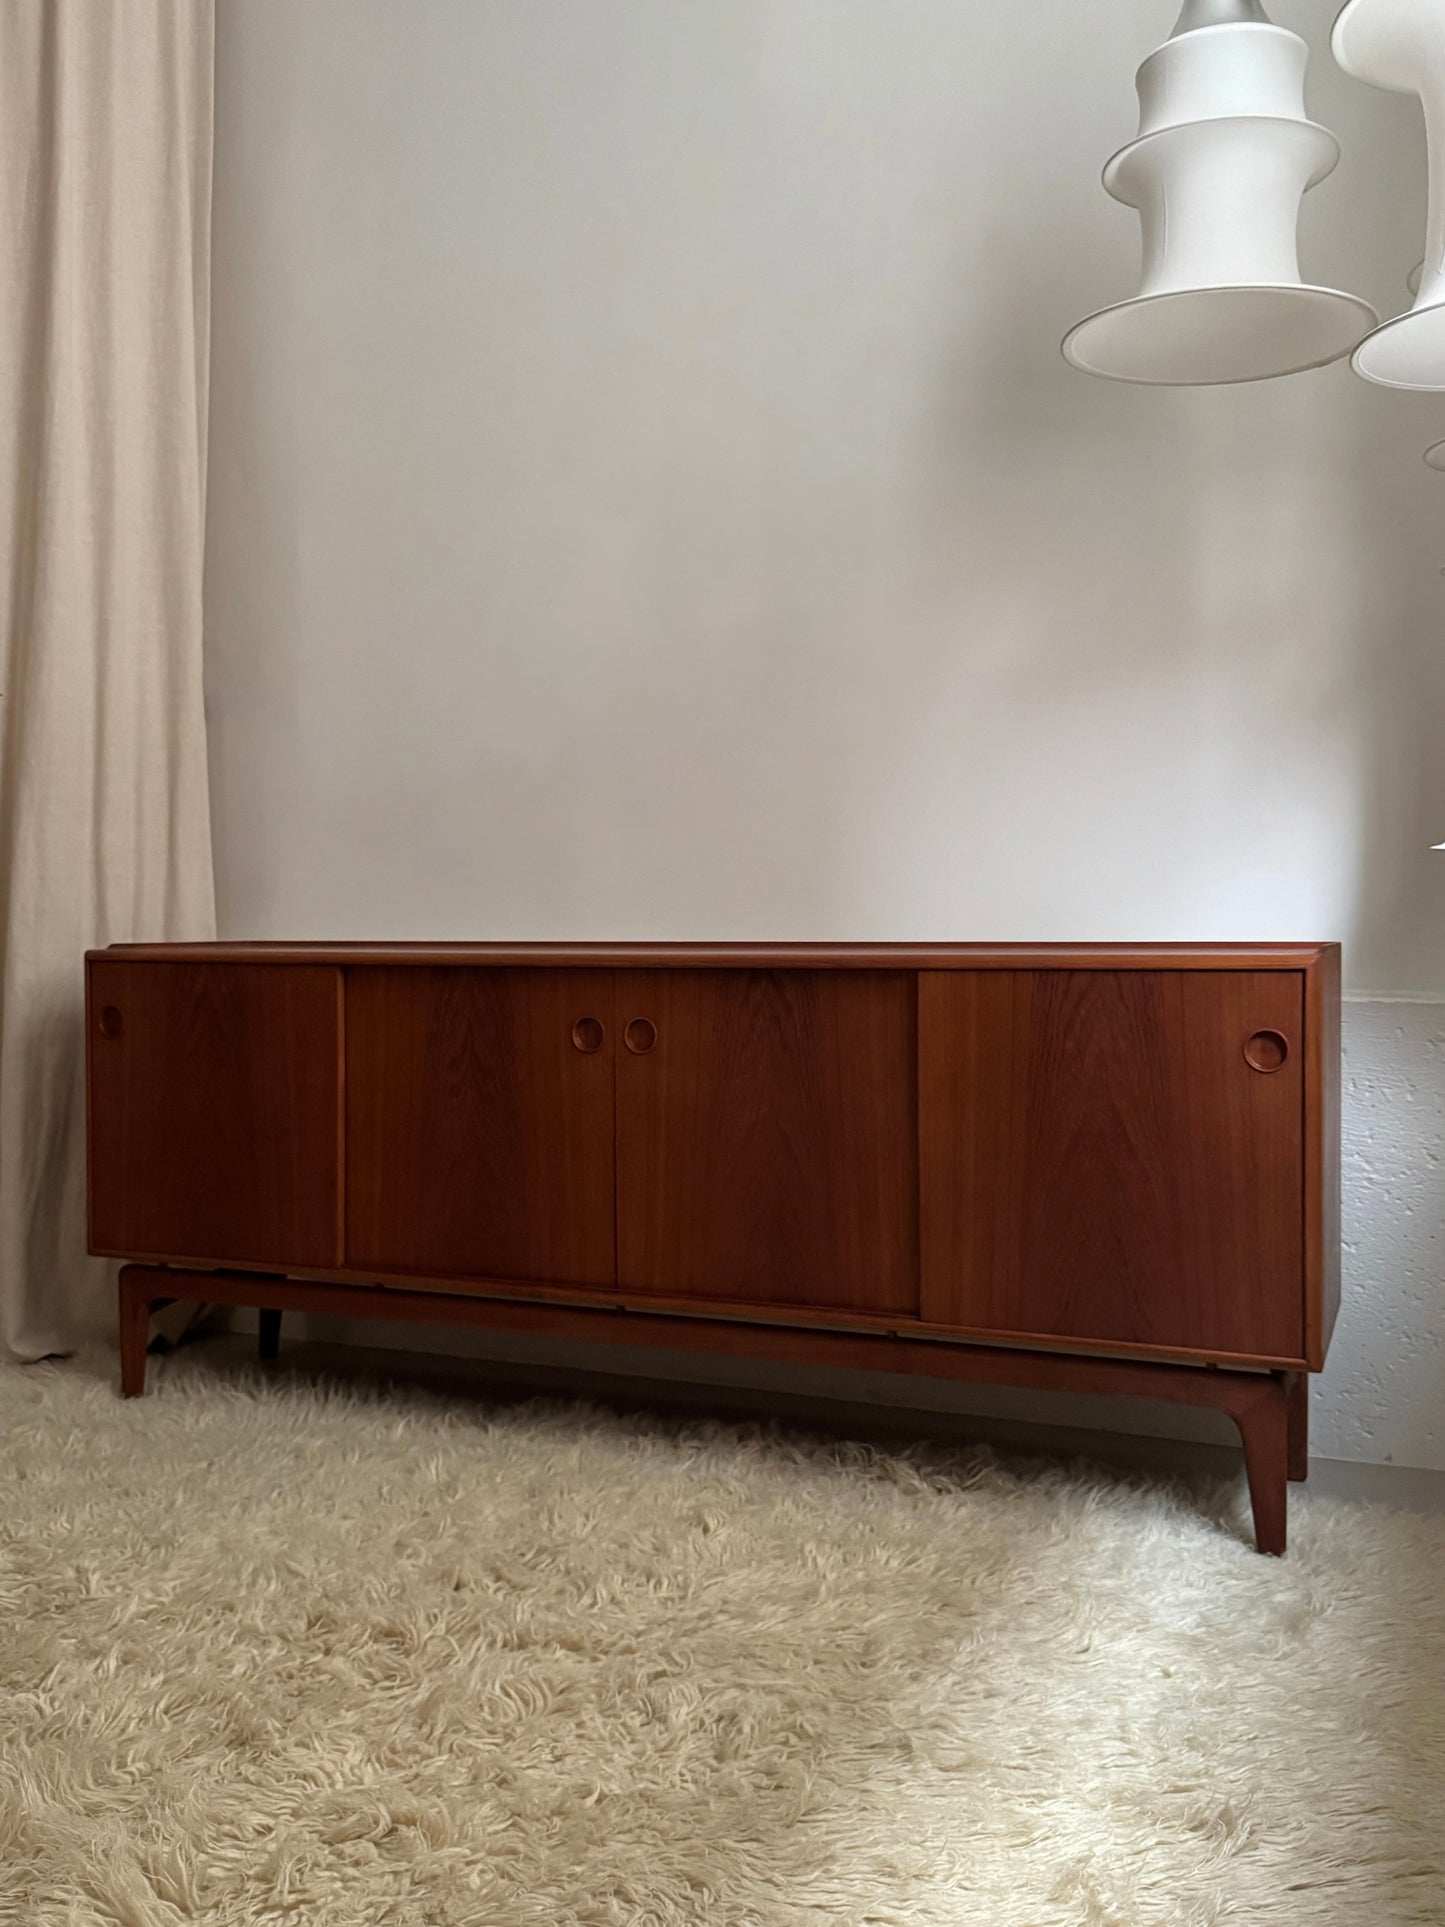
<box><xmin>1233</xmin><ymin>1376</ymin><xmax>1290</xmax><ymax>1556</ymax></box>
<box><xmin>118</xmin><ymin>1267</ymin><xmax>178</xmax><ymax>1399</ymax></box>
<box><xmin>118</xmin><ymin>1269</ymin><xmax>153</xmax><ymax>1398</ymax></box>
<box><xmin>1285</xmin><ymin>1370</ymin><xmax>1309</xmax><ymax>1483</ymax></box>
<box><xmin>258</xmin><ymin>1308</ymin><xmax>283</xmax><ymax>1361</ymax></box>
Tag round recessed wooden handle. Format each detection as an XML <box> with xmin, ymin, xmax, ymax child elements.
<box><xmin>624</xmin><ymin>1016</ymin><xmax>657</xmax><ymax>1055</ymax></box>
<box><xmin>98</xmin><ymin>1005</ymin><xmax>124</xmax><ymax>1040</ymax></box>
<box><xmin>571</xmin><ymin>1016</ymin><xmax>605</xmax><ymax>1054</ymax></box>
<box><xmin>1244</xmin><ymin>1029</ymin><xmax>1289</xmax><ymax>1073</ymax></box>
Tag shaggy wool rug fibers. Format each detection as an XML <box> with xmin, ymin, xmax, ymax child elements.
<box><xmin>1</xmin><ymin>1349</ymin><xmax>1443</xmax><ymax>1926</ymax></box>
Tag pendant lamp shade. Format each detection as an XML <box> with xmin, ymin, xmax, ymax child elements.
<box><xmin>1064</xmin><ymin>3</ymin><xmax>1376</xmax><ymax>384</ymax></box>
<box><xmin>1334</xmin><ymin>0</ymin><xmax>1445</xmax><ymax>389</ymax></box>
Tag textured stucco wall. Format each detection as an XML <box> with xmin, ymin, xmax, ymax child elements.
<box><xmin>1320</xmin><ymin>1001</ymin><xmax>1445</xmax><ymax>1468</ymax></box>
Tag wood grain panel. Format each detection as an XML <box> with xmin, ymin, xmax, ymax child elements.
<box><xmin>344</xmin><ymin>967</ymin><xmax>616</xmax><ymax>1287</ymax></box>
<box><xmin>87</xmin><ymin>961</ymin><xmax>341</xmax><ymax>1267</ymax></box>
<box><xmin>615</xmin><ymin>969</ymin><xmax>918</xmax><ymax>1312</ymax></box>
<box><xmin>919</xmin><ymin>970</ymin><xmax>1305</xmax><ymax>1360</ymax></box>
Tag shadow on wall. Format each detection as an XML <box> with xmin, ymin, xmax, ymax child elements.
<box><xmin>824</xmin><ymin>0</ymin><xmax>1445</xmax><ymax>988</ymax></box>
<box><xmin>204</xmin><ymin>0</ymin><xmax>1445</xmax><ymax>976</ymax></box>
<box><xmin>883</xmin><ymin>176</ymin><xmax>1433</xmax><ymax>976</ymax></box>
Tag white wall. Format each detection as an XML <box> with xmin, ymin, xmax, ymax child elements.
<box><xmin>205</xmin><ymin>1</ymin><xmax>1445</xmax><ymax>1467</ymax></box>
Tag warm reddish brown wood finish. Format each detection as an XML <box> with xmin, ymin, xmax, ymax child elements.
<box><xmin>615</xmin><ymin>969</ymin><xmax>918</xmax><ymax>1311</ymax></box>
<box><xmin>117</xmin><ymin>1264</ymin><xmax>1294</xmax><ymax>1552</ymax></box>
<box><xmin>919</xmin><ymin>970</ymin><xmax>1306</xmax><ymax>1360</ymax></box>
<box><xmin>97</xmin><ymin>941</ymin><xmax>1332</xmax><ymax>970</ymax></box>
<box><xmin>88</xmin><ymin>961</ymin><xmax>342</xmax><ymax>1269</ymax></box>
<box><xmin>118</xmin><ymin>1269</ymin><xmax>159</xmax><ymax>1399</ymax></box>
<box><xmin>88</xmin><ymin>941</ymin><xmax>1341</xmax><ymax>1556</ymax></box>
<box><xmin>345</xmin><ymin>968</ymin><xmax>617</xmax><ymax>1288</ymax></box>
<box><xmin>1285</xmin><ymin>1369</ymin><xmax>1309</xmax><ymax>1481</ymax></box>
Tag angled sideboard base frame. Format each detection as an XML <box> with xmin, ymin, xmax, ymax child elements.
<box><xmin>118</xmin><ymin>1264</ymin><xmax>1303</xmax><ymax>1556</ymax></box>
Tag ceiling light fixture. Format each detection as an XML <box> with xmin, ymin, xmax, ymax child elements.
<box><xmin>1334</xmin><ymin>0</ymin><xmax>1445</xmax><ymax>389</ymax></box>
<box><xmin>1064</xmin><ymin>0</ymin><xmax>1377</xmax><ymax>385</ymax></box>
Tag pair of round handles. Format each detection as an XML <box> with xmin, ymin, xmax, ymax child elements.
<box><xmin>571</xmin><ymin>1016</ymin><xmax>654</xmax><ymax>1056</ymax></box>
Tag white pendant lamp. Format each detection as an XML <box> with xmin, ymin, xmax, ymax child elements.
<box><xmin>1064</xmin><ymin>0</ymin><xmax>1377</xmax><ymax>384</ymax></box>
<box><xmin>1334</xmin><ymin>0</ymin><xmax>1445</xmax><ymax>388</ymax></box>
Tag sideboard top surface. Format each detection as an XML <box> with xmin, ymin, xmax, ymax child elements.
<box><xmin>89</xmin><ymin>941</ymin><xmax>1339</xmax><ymax>971</ymax></box>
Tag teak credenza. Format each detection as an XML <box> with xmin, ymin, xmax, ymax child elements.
<box><xmin>86</xmin><ymin>942</ymin><xmax>1341</xmax><ymax>1554</ymax></box>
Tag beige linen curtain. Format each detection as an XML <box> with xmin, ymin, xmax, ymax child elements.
<box><xmin>0</xmin><ymin>1</ymin><xmax>217</xmax><ymax>1359</ymax></box>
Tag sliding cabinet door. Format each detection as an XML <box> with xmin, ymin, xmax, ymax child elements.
<box><xmin>88</xmin><ymin>961</ymin><xmax>342</xmax><ymax>1268</ymax></box>
<box><xmin>615</xmin><ymin>969</ymin><xmax>918</xmax><ymax>1314</ymax></box>
<box><xmin>345</xmin><ymin>968</ymin><xmax>616</xmax><ymax>1289</ymax></box>
<box><xmin>919</xmin><ymin>969</ymin><xmax>1305</xmax><ymax>1361</ymax></box>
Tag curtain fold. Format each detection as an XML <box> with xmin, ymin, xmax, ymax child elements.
<box><xmin>0</xmin><ymin>1</ymin><xmax>217</xmax><ymax>1358</ymax></box>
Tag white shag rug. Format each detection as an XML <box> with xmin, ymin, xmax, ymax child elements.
<box><xmin>2</xmin><ymin>1350</ymin><xmax>1443</xmax><ymax>1927</ymax></box>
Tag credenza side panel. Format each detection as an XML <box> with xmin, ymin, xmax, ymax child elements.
<box><xmin>88</xmin><ymin>960</ymin><xmax>343</xmax><ymax>1269</ymax></box>
<box><xmin>615</xmin><ymin>968</ymin><xmax>919</xmax><ymax>1314</ymax></box>
<box><xmin>919</xmin><ymin>969</ymin><xmax>1307</xmax><ymax>1362</ymax></box>
<box><xmin>1304</xmin><ymin>944</ymin><xmax>1342</xmax><ymax>1370</ymax></box>
<box><xmin>344</xmin><ymin>967</ymin><xmax>617</xmax><ymax>1289</ymax></box>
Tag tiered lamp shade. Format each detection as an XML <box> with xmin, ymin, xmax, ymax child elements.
<box><xmin>1334</xmin><ymin>0</ymin><xmax>1445</xmax><ymax>388</ymax></box>
<box><xmin>1064</xmin><ymin>0</ymin><xmax>1377</xmax><ymax>384</ymax></box>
